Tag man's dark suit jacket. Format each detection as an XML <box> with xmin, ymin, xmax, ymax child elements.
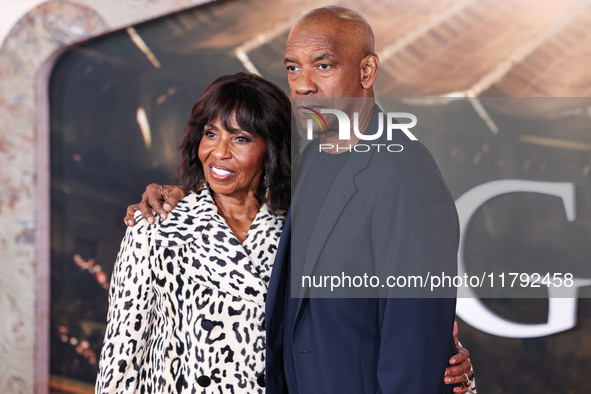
<box><xmin>265</xmin><ymin>106</ymin><xmax>459</xmax><ymax>393</ymax></box>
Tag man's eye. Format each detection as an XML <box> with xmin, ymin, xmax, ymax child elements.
<box><xmin>318</xmin><ymin>63</ymin><xmax>331</xmax><ymax>70</ymax></box>
<box><xmin>286</xmin><ymin>65</ymin><xmax>299</xmax><ymax>72</ymax></box>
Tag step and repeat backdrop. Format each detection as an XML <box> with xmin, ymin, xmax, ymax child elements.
<box><xmin>43</xmin><ymin>0</ymin><xmax>591</xmax><ymax>392</ymax></box>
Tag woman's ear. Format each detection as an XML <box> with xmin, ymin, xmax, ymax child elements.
<box><xmin>360</xmin><ymin>53</ymin><xmax>380</xmax><ymax>90</ymax></box>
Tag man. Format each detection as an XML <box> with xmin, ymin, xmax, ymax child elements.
<box><xmin>126</xmin><ymin>6</ymin><xmax>475</xmax><ymax>393</ymax></box>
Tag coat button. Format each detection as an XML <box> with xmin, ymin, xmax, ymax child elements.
<box><xmin>197</xmin><ymin>375</ymin><xmax>211</xmax><ymax>387</ymax></box>
<box><xmin>257</xmin><ymin>373</ymin><xmax>265</xmax><ymax>387</ymax></box>
<box><xmin>201</xmin><ymin>319</ymin><xmax>214</xmax><ymax>331</ymax></box>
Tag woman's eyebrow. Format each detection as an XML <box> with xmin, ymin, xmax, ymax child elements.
<box><xmin>228</xmin><ymin>128</ymin><xmax>249</xmax><ymax>134</ymax></box>
<box><xmin>206</xmin><ymin>123</ymin><xmax>250</xmax><ymax>134</ymax></box>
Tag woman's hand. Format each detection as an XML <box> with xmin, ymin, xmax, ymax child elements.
<box><xmin>444</xmin><ymin>321</ymin><xmax>475</xmax><ymax>393</ymax></box>
<box><xmin>124</xmin><ymin>184</ymin><xmax>186</xmax><ymax>226</ymax></box>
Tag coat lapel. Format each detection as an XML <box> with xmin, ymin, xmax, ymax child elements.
<box><xmin>154</xmin><ymin>187</ymin><xmax>280</xmax><ymax>305</ymax></box>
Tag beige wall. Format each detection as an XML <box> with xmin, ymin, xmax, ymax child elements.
<box><xmin>0</xmin><ymin>1</ymin><xmax>214</xmax><ymax>392</ymax></box>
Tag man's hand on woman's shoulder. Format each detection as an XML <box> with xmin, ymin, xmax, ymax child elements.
<box><xmin>124</xmin><ymin>184</ymin><xmax>186</xmax><ymax>226</ymax></box>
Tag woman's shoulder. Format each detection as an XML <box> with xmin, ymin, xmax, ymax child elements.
<box><xmin>172</xmin><ymin>188</ymin><xmax>218</xmax><ymax>220</ymax></box>
<box><xmin>150</xmin><ymin>188</ymin><xmax>216</xmax><ymax>247</ymax></box>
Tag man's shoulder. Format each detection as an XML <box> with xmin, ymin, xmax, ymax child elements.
<box><xmin>374</xmin><ymin>137</ymin><xmax>438</xmax><ymax>167</ymax></box>
<box><xmin>359</xmin><ymin>139</ymin><xmax>445</xmax><ymax>186</ymax></box>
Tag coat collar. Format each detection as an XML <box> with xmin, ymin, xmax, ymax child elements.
<box><xmin>152</xmin><ymin>186</ymin><xmax>283</xmax><ymax>304</ymax></box>
<box><xmin>154</xmin><ymin>185</ymin><xmax>277</xmax><ymax>249</ymax></box>
<box><xmin>153</xmin><ymin>186</ymin><xmax>216</xmax><ymax>247</ymax></box>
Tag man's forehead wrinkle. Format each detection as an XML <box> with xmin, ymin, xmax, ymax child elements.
<box><xmin>290</xmin><ymin>15</ymin><xmax>374</xmax><ymax>57</ymax></box>
<box><xmin>286</xmin><ymin>28</ymin><xmax>347</xmax><ymax>55</ymax></box>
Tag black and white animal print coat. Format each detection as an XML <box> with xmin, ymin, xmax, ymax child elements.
<box><xmin>96</xmin><ymin>187</ymin><xmax>284</xmax><ymax>393</ymax></box>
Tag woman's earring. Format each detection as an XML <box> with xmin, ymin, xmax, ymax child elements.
<box><xmin>264</xmin><ymin>174</ymin><xmax>270</xmax><ymax>199</ymax></box>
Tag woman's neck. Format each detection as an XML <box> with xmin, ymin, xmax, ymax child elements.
<box><xmin>212</xmin><ymin>191</ymin><xmax>261</xmax><ymax>243</ymax></box>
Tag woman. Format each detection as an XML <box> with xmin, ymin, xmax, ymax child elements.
<box><xmin>96</xmin><ymin>72</ymin><xmax>291</xmax><ymax>393</ymax></box>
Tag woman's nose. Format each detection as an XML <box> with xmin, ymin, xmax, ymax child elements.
<box><xmin>212</xmin><ymin>138</ymin><xmax>231</xmax><ymax>158</ymax></box>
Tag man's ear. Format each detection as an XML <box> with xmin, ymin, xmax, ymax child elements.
<box><xmin>360</xmin><ymin>53</ymin><xmax>379</xmax><ymax>90</ymax></box>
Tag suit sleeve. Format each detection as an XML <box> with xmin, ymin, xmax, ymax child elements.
<box><xmin>371</xmin><ymin>170</ymin><xmax>458</xmax><ymax>393</ymax></box>
<box><xmin>95</xmin><ymin>218</ymin><xmax>154</xmax><ymax>394</ymax></box>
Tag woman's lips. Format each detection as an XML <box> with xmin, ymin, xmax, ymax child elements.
<box><xmin>209</xmin><ymin>164</ymin><xmax>235</xmax><ymax>181</ymax></box>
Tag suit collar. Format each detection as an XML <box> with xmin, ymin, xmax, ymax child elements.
<box><xmin>346</xmin><ymin>104</ymin><xmax>383</xmax><ymax>175</ymax></box>
<box><xmin>291</xmin><ymin>105</ymin><xmax>382</xmax><ymax>209</ymax></box>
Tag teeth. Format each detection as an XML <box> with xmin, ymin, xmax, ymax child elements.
<box><xmin>211</xmin><ymin>167</ymin><xmax>232</xmax><ymax>176</ymax></box>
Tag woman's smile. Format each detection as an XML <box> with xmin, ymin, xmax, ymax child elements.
<box><xmin>209</xmin><ymin>164</ymin><xmax>235</xmax><ymax>180</ymax></box>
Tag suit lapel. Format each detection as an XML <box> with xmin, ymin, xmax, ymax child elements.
<box><xmin>299</xmin><ymin>159</ymin><xmax>356</xmax><ymax>285</ymax></box>
<box><xmin>292</xmin><ymin>106</ymin><xmax>381</xmax><ymax>314</ymax></box>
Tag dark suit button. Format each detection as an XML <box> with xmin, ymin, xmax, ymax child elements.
<box><xmin>257</xmin><ymin>373</ymin><xmax>265</xmax><ymax>387</ymax></box>
<box><xmin>201</xmin><ymin>319</ymin><xmax>214</xmax><ymax>331</ymax></box>
<box><xmin>197</xmin><ymin>375</ymin><xmax>211</xmax><ymax>387</ymax></box>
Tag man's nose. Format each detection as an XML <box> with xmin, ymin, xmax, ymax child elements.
<box><xmin>294</xmin><ymin>70</ymin><xmax>318</xmax><ymax>96</ymax></box>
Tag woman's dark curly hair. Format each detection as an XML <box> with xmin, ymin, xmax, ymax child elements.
<box><xmin>175</xmin><ymin>72</ymin><xmax>291</xmax><ymax>214</ymax></box>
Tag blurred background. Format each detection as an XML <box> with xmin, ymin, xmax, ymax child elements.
<box><xmin>1</xmin><ymin>0</ymin><xmax>591</xmax><ymax>392</ymax></box>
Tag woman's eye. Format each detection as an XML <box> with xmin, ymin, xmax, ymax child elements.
<box><xmin>204</xmin><ymin>130</ymin><xmax>216</xmax><ymax>138</ymax></box>
<box><xmin>236</xmin><ymin>135</ymin><xmax>252</xmax><ymax>143</ymax></box>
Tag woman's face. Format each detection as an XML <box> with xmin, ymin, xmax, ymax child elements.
<box><xmin>198</xmin><ymin>114</ymin><xmax>266</xmax><ymax>200</ymax></box>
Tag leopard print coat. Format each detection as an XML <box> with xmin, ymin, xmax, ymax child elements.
<box><xmin>96</xmin><ymin>188</ymin><xmax>284</xmax><ymax>393</ymax></box>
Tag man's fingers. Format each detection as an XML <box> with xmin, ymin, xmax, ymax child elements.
<box><xmin>444</xmin><ymin>365</ymin><xmax>463</xmax><ymax>379</ymax></box>
<box><xmin>446</xmin><ymin>365</ymin><xmax>472</xmax><ymax>394</ymax></box>
<box><xmin>444</xmin><ymin>367</ymin><xmax>471</xmax><ymax>384</ymax></box>
<box><xmin>138</xmin><ymin>199</ymin><xmax>156</xmax><ymax>225</ymax></box>
<box><xmin>124</xmin><ymin>204</ymin><xmax>140</xmax><ymax>227</ymax></box>
<box><xmin>148</xmin><ymin>194</ymin><xmax>168</xmax><ymax>220</ymax></box>
<box><xmin>131</xmin><ymin>184</ymin><xmax>185</xmax><ymax>225</ymax></box>
<box><xmin>453</xmin><ymin>320</ymin><xmax>459</xmax><ymax>346</ymax></box>
<box><xmin>163</xmin><ymin>186</ymin><xmax>186</xmax><ymax>212</ymax></box>
<box><xmin>445</xmin><ymin>360</ymin><xmax>472</xmax><ymax>379</ymax></box>
<box><xmin>449</xmin><ymin>347</ymin><xmax>469</xmax><ymax>365</ymax></box>
<box><xmin>142</xmin><ymin>184</ymin><xmax>169</xmax><ymax>221</ymax></box>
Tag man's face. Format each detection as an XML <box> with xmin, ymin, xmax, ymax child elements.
<box><xmin>284</xmin><ymin>25</ymin><xmax>364</xmax><ymax>98</ymax></box>
<box><xmin>284</xmin><ymin>23</ymin><xmax>369</xmax><ymax>132</ymax></box>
